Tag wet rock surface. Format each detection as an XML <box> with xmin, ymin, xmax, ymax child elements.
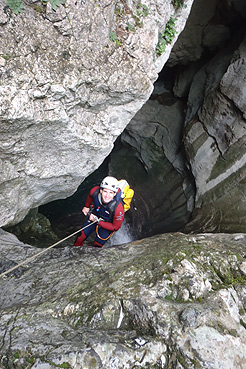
<box><xmin>183</xmin><ymin>36</ymin><xmax>246</xmax><ymax>233</ymax></box>
<box><xmin>171</xmin><ymin>0</ymin><xmax>246</xmax><ymax>233</ymax></box>
<box><xmin>0</xmin><ymin>230</ymin><xmax>246</xmax><ymax>368</ymax></box>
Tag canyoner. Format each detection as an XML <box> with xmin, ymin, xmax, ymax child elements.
<box><xmin>0</xmin><ymin>178</ymin><xmax>134</xmax><ymax>278</ymax></box>
<box><xmin>74</xmin><ymin>176</ymin><xmax>134</xmax><ymax>248</ymax></box>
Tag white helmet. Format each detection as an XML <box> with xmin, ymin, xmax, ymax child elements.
<box><xmin>100</xmin><ymin>176</ymin><xmax>119</xmax><ymax>192</ymax></box>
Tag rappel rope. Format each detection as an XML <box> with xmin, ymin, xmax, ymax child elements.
<box><xmin>0</xmin><ymin>219</ymin><xmax>98</xmax><ymax>279</ymax></box>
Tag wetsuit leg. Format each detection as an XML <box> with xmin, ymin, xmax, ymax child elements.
<box><xmin>74</xmin><ymin>220</ymin><xmax>97</xmax><ymax>246</ymax></box>
<box><xmin>94</xmin><ymin>226</ymin><xmax>114</xmax><ymax>247</ymax></box>
<box><xmin>74</xmin><ymin>230</ymin><xmax>86</xmax><ymax>246</ymax></box>
<box><xmin>93</xmin><ymin>240</ymin><xmax>104</xmax><ymax>248</ymax></box>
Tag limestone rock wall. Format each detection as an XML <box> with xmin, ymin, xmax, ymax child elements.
<box><xmin>101</xmin><ymin>0</ymin><xmax>246</xmax><ymax>236</ymax></box>
<box><xmin>181</xmin><ymin>14</ymin><xmax>246</xmax><ymax>232</ymax></box>
<box><xmin>0</xmin><ymin>0</ymin><xmax>193</xmax><ymax>227</ymax></box>
<box><xmin>0</xmin><ymin>230</ymin><xmax>246</xmax><ymax>368</ymax></box>
<box><xmin>168</xmin><ymin>0</ymin><xmax>246</xmax><ymax>233</ymax></box>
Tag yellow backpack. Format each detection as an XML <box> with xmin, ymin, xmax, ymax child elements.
<box><xmin>118</xmin><ymin>179</ymin><xmax>134</xmax><ymax>212</ymax></box>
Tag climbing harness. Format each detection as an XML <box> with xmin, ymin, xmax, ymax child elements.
<box><xmin>95</xmin><ymin>224</ymin><xmax>115</xmax><ymax>241</ymax></box>
<box><xmin>0</xmin><ymin>220</ymin><xmax>98</xmax><ymax>279</ymax></box>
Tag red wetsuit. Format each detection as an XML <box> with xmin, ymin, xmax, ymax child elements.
<box><xmin>74</xmin><ymin>186</ymin><xmax>124</xmax><ymax>247</ymax></box>
<box><xmin>85</xmin><ymin>186</ymin><xmax>124</xmax><ymax>231</ymax></box>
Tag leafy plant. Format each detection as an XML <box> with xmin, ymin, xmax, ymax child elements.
<box><xmin>133</xmin><ymin>1</ymin><xmax>149</xmax><ymax>27</ymax></box>
<box><xmin>109</xmin><ymin>30</ymin><xmax>121</xmax><ymax>46</ymax></box>
<box><xmin>155</xmin><ymin>16</ymin><xmax>177</xmax><ymax>56</ymax></box>
<box><xmin>6</xmin><ymin>0</ymin><xmax>24</xmax><ymax>14</ymax></box>
<box><xmin>26</xmin><ymin>357</ymin><xmax>36</xmax><ymax>364</ymax></box>
<box><xmin>6</xmin><ymin>0</ymin><xmax>65</xmax><ymax>14</ymax></box>
<box><xmin>111</xmin><ymin>0</ymin><xmax>149</xmax><ymax>45</ymax></box>
<box><xmin>171</xmin><ymin>0</ymin><xmax>186</xmax><ymax>9</ymax></box>
<box><xmin>114</xmin><ymin>5</ymin><xmax>125</xmax><ymax>18</ymax></box>
<box><xmin>43</xmin><ymin>0</ymin><xmax>66</xmax><ymax>11</ymax></box>
<box><xmin>155</xmin><ymin>34</ymin><xmax>167</xmax><ymax>56</ymax></box>
<box><xmin>163</xmin><ymin>16</ymin><xmax>177</xmax><ymax>43</ymax></box>
<box><xmin>126</xmin><ymin>22</ymin><xmax>136</xmax><ymax>33</ymax></box>
<box><xmin>136</xmin><ymin>1</ymin><xmax>149</xmax><ymax>17</ymax></box>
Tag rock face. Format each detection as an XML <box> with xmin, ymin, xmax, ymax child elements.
<box><xmin>97</xmin><ymin>0</ymin><xmax>246</xmax><ymax>236</ymax></box>
<box><xmin>170</xmin><ymin>0</ymin><xmax>246</xmax><ymax>233</ymax></box>
<box><xmin>114</xmin><ymin>0</ymin><xmax>246</xmax><ymax>235</ymax></box>
<box><xmin>0</xmin><ymin>230</ymin><xmax>246</xmax><ymax>368</ymax></box>
<box><xmin>0</xmin><ymin>0</ymin><xmax>193</xmax><ymax>227</ymax></box>
<box><xmin>182</xmin><ymin>31</ymin><xmax>246</xmax><ymax>232</ymax></box>
<box><xmin>1</xmin><ymin>0</ymin><xmax>245</xmax><ymax>236</ymax></box>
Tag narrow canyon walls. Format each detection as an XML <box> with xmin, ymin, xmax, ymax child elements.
<box><xmin>0</xmin><ymin>0</ymin><xmax>193</xmax><ymax>227</ymax></box>
<box><xmin>108</xmin><ymin>0</ymin><xmax>246</xmax><ymax>235</ymax></box>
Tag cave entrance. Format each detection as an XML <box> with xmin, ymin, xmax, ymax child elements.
<box><xmin>7</xmin><ymin>65</ymin><xmax>195</xmax><ymax>248</ymax></box>
<box><xmin>7</xmin><ymin>0</ymin><xmax>246</xmax><ymax>247</ymax></box>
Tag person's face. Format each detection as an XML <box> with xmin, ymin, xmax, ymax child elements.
<box><xmin>100</xmin><ymin>188</ymin><xmax>116</xmax><ymax>204</ymax></box>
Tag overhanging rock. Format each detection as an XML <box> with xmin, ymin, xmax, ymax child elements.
<box><xmin>0</xmin><ymin>0</ymin><xmax>194</xmax><ymax>227</ymax></box>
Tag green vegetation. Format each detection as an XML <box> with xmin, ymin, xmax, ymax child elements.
<box><xmin>162</xmin><ymin>257</ymin><xmax>170</xmax><ymax>265</ymax></box>
<box><xmin>6</xmin><ymin>0</ymin><xmax>24</xmax><ymax>14</ymax></box>
<box><xmin>11</xmin><ymin>351</ymin><xmax>71</xmax><ymax>368</ymax></box>
<box><xmin>217</xmin><ymin>268</ymin><xmax>246</xmax><ymax>287</ymax></box>
<box><xmin>43</xmin><ymin>0</ymin><xmax>65</xmax><ymax>11</ymax></box>
<box><xmin>126</xmin><ymin>22</ymin><xmax>136</xmax><ymax>33</ymax></box>
<box><xmin>26</xmin><ymin>357</ymin><xmax>36</xmax><ymax>364</ymax></box>
<box><xmin>109</xmin><ymin>30</ymin><xmax>121</xmax><ymax>46</ymax></box>
<box><xmin>171</xmin><ymin>0</ymin><xmax>186</xmax><ymax>9</ymax></box>
<box><xmin>132</xmin><ymin>1</ymin><xmax>149</xmax><ymax>27</ymax></box>
<box><xmin>177</xmin><ymin>355</ymin><xmax>202</xmax><ymax>369</ymax></box>
<box><xmin>165</xmin><ymin>292</ymin><xmax>175</xmax><ymax>301</ymax></box>
<box><xmin>136</xmin><ymin>1</ymin><xmax>149</xmax><ymax>17</ymax></box>
<box><xmin>192</xmin><ymin>244</ymin><xmax>202</xmax><ymax>251</ymax></box>
<box><xmin>1</xmin><ymin>54</ymin><xmax>11</xmax><ymax>60</ymax></box>
<box><xmin>6</xmin><ymin>0</ymin><xmax>65</xmax><ymax>14</ymax></box>
<box><xmin>156</xmin><ymin>16</ymin><xmax>177</xmax><ymax>56</ymax></box>
<box><xmin>110</xmin><ymin>0</ymin><xmax>149</xmax><ymax>46</ymax></box>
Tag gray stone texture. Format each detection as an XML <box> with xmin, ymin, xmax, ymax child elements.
<box><xmin>0</xmin><ymin>230</ymin><xmax>246</xmax><ymax>368</ymax></box>
<box><xmin>183</xmin><ymin>37</ymin><xmax>246</xmax><ymax>232</ymax></box>
<box><xmin>0</xmin><ymin>0</ymin><xmax>193</xmax><ymax>227</ymax></box>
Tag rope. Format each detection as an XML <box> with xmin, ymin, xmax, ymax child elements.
<box><xmin>0</xmin><ymin>220</ymin><xmax>98</xmax><ymax>279</ymax></box>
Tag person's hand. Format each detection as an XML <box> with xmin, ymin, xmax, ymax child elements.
<box><xmin>82</xmin><ymin>207</ymin><xmax>90</xmax><ymax>216</ymax></box>
<box><xmin>89</xmin><ymin>213</ymin><xmax>99</xmax><ymax>222</ymax></box>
